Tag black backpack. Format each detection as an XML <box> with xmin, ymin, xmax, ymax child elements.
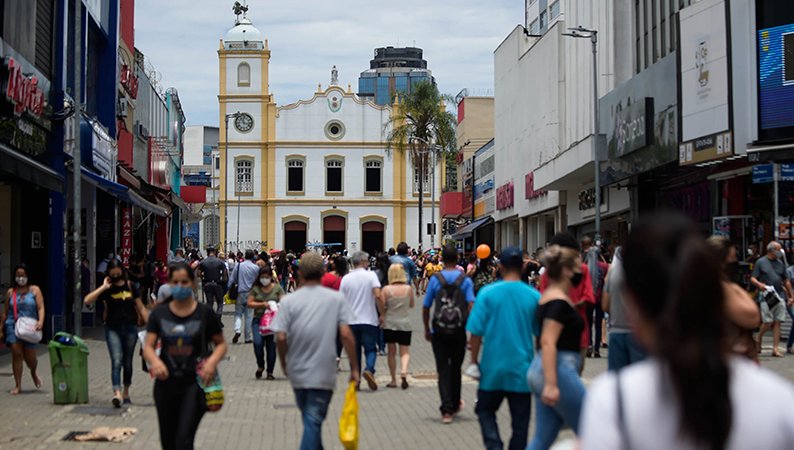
<box><xmin>432</xmin><ymin>272</ymin><xmax>469</xmax><ymax>336</ymax></box>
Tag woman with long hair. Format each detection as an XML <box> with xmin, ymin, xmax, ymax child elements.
<box><xmin>526</xmin><ymin>245</ymin><xmax>587</xmax><ymax>449</ymax></box>
<box><xmin>472</xmin><ymin>254</ymin><xmax>496</xmax><ymax>296</ymax></box>
<box><xmin>143</xmin><ymin>262</ymin><xmax>227</xmax><ymax>450</ymax></box>
<box><xmin>581</xmin><ymin>213</ymin><xmax>794</xmax><ymax>449</ymax></box>
<box><xmin>85</xmin><ymin>258</ymin><xmax>149</xmax><ymax>406</ymax></box>
<box><xmin>383</xmin><ymin>264</ymin><xmax>415</xmax><ymax>389</ymax></box>
<box><xmin>0</xmin><ymin>264</ymin><xmax>44</xmax><ymax>394</ymax></box>
<box><xmin>322</xmin><ymin>255</ymin><xmax>348</xmax><ymax>290</ymax></box>
<box><xmin>247</xmin><ymin>266</ymin><xmax>285</xmax><ymax>380</ymax></box>
<box><xmin>415</xmin><ymin>254</ymin><xmax>427</xmax><ymax>294</ymax></box>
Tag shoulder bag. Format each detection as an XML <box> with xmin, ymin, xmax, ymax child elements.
<box><xmin>13</xmin><ymin>290</ymin><xmax>42</xmax><ymax>344</ymax></box>
<box><xmin>127</xmin><ymin>281</ymin><xmax>147</xmax><ymax>327</ymax></box>
<box><xmin>228</xmin><ymin>262</ymin><xmax>241</xmax><ymax>301</ymax></box>
<box><xmin>195</xmin><ymin>303</ymin><xmax>224</xmax><ymax>412</ymax></box>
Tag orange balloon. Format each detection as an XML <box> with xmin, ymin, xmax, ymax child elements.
<box><xmin>476</xmin><ymin>244</ymin><xmax>491</xmax><ymax>260</ymax></box>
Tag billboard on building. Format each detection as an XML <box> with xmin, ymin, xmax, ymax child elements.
<box><xmin>473</xmin><ymin>140</ymin><xmax>495</xmax><ymax>219</ymax></box>
<box><xmin>757</xmin><ymin>1</ymin><xmax>794</xmax><ymax>141</ymax></box>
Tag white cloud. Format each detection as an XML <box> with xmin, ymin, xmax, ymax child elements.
<box><xmin>135</xmin><ymin>0</ymin><xmax>519</xmax><ymax>126</ymax></box>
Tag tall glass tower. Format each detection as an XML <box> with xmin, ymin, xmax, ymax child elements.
<box><xmin>358</xmin><ymin>46</ymin><xmax>435</xmax><ymax>106</ymax></box>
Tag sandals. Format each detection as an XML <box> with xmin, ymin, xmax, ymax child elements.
<box><xmin>386</xmin><ymin>382</ymin><xmax>398</xmax><ymax>388</ymax></box>
<box><xmin>401</xmin><ymin>375</ymin><xmax>409</xmax><ymax>390</ymax></box>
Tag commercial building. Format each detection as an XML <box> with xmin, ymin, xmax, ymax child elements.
<box><xmin>182</xmin><ymin>125</ymin><xmax>221</xmax><ymax>251</ymax></box>
<box><xmin>357</xmin><ymin>46</ymin><xmax>436</xmax><ymax>106</ymax></box>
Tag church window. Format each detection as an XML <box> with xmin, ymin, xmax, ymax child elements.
<box><xmin>287</xmin><ymin>158</ymin><xmax>304</xmax><ymax>193</ymax></box>
<box><xmin>238</xmin><ymin>62</ymin><xmax>250</xmax><ymax>86</ymax></box>
<box><xmin>235</xmin><ymin>157</ymin><xmax>253</xmax><ymax>194</ymax></box>
<box><xmin>326</xmin><ymin>157</ymin><xmax>344</xmax><ymax>194</ymax></box>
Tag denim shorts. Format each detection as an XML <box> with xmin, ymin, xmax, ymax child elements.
<box><xmin>4</xmin><ymin>323</ymin><xmax>39</xmax><ymax>348</ymax></box>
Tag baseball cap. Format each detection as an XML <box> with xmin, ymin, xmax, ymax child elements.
<box><xmin>499</xmin><ymin>247</ymin><xmax>523</xmax><ymax>268</ymax></box>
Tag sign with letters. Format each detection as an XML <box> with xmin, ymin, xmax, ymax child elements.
<box><xmin>496</xmin><ymin>182</ymin><xmax>514</xmax><ymax>210</ymax></box>
<box><xmin>615</xmin><ymin>98</ymin><xmax>654</xmax><ymax>157</ymax></box>
<box><xmin>122</xmin><ymin>209</ymin><xmax>132</xmax><ymax>268</ymax></box>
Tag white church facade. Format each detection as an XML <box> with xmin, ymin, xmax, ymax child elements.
<box><xmin>218</xmin><ymin>16</ymin><xmax>442</xmax><ymax>255</ymax></box>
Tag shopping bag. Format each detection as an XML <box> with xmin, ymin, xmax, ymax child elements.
<box><xmin>137</xmin><ymin>331</ymin><xmax>162</xmax><ymax>377</ymax></box>
<box><xmin>259</xmin><ymin>301</ymin><xmax>279</xmax><ymax>336</ymax></box>
<box><xmin>338</xmin><ymin>381</ymin><xmax>359</xmax><ymax>450</ymax></box>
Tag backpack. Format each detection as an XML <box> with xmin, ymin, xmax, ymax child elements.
<box><xmin>431</xmin><ymin>272</ymin><xmax>469</xmax><ymax>336</ymax></box>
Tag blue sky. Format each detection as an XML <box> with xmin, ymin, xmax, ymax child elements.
<box><xmin>135</xmin><ymin>0</ymin><xmax>519</xmax><ymax>126</ymax></box>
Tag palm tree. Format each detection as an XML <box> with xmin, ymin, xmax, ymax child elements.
<box><xmin>384</xmin><ymin>79</ymin><xmax>457</xmax><ymax>251</ymax></box>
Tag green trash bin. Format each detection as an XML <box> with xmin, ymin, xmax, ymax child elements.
<box><xmin>48</xmin><ymin>332</ymin><xmax>90</xmax><ymax>404</ymax></box>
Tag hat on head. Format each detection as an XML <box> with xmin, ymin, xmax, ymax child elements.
<box><xmin>499</xmin><ymin>247</ymin><xmax>524</xmax><ymax>268</ymax></box>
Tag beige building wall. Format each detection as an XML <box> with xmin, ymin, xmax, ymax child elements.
<box><xmin>456</xmin><ymin>96</ymin><xmax>494</xmax><ymax>191</ymax></box>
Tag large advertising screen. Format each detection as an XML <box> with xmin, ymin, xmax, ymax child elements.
<box><xmin>757</xmin><ymin>1</ymin><xmax>794</xmax><ymax>141</ymax></box>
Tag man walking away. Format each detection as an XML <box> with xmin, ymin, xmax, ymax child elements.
<box><xmin>751</xmin><ymin>241</ymin><xmax>794</xmax><ymax>357</ymax></box>
<box><xmin>603</xmin><ymin>247</ymin><xmax>646</xmax><ymax>371</ymax></box>
<box><xmin>468</xmin><ymin>247</ymin><xmax>540</xmax><ymax>449</ymax></box>
<box><xmin>424</xmin><ymin>245</ymin><xmax>476</xmax><ymax>424</ymax></box>
<box><xmin>271</xmin><ymin>252</ymin><xmax>360</xmax><ymax>450</ymax></box>
<box><xmin>340</xmin><ymin>251</ymin><xmax>384</xmax><ymax>391</ymax></box>
<box><xmin>198</xmin><ymin>247</ymin><xmax>228</xmax><ymax>323</ymax></box>
<box><xmin>391</xmin><ymin>242</ymin><xmax>419</xmax><ymax>292</ymax></box>
<box><xmin>228</xmin><ymin>250</ymin><xmax>259</xmax><ymax>344</ymax></box>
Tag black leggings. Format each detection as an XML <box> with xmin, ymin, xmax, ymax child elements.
<box><xmin>154</xmin><ymin>379</ymin><xmax>206</xmax><ymax>450</ymax></box>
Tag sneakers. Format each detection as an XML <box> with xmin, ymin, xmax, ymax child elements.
<box><xmin>454</xmin><ymin>399</ymin><xmax>465</xmax><ymax>415</ymax></box>
<box><xmin>441</xmin><ymin>414</ymin><xmax>453</xmax><ymax>424</ymax></box>
<box><xmin>232</xmin><ymin>332</ymin><xmax>240</xmax><ymax>344</ymax></box>
<box><xmin>362</xmin><ymin>370</ymin><xmax>378</xmax><ymax>391</ymax></box>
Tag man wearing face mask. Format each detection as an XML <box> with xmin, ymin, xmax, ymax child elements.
<box><xmin>750</xmin><ymin>241</ymin><xmax>794</xmax><ymax>357</ymax></box>
<box><xmin>539</xmin><ymin>233</ymin><xmax>595</xmax><ymax>374</ymax></box>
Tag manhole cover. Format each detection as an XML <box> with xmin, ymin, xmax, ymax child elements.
<box><xmin>272</xmin><ymin>404</ymin><xmax>296</xmax><ymax>410</ymax></box>
<box><xmin>70</xmin><ymin>406</ymin><xmax>128</xmax><ymax>416</ymax></box>
<box><xmin>62</xmin><ymin>431</ymin><xmax>91</xmax><ymax>441</ymax></box>
<box><xmin>412</xmin><ymin>374</ymin><xmax>438</xmax><ymax>380</ymax></box>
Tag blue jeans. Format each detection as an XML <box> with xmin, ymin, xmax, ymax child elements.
<box><xmin>607</xmin><ymin>333</ymin><xmax>646</xmax><ymax>372</ymax></box>
<box><xmin>527</xmin><ymin>351</ymin><xmax>586</xmax><ymax>450</ymax></box>
<box><xmin>350</xmin><ymin>324</ymin><xmax>378</xmax><ymax>374</ymax></box>
<box><xmin>234</xmin><ymin>291</ymin><xmax>252</xmax><ymax>342</ymax></box>
<box><xmin>252</xmin><ymin>317</ymin><xmax>276</xmax><ymax>373</ymax></box>
<box><xmin>787</xmin><ymin>304</ymin><xmax>794</xmax><ymax>349</ymax></box>
<box><xmin>294</xmin><ymin>389</ymin><xmax>333</xmax><ymax>450</ymax></box>
<box><xmin>475</xmin><ymin>389</ymin><xmax>532</xmax><ymax>450</ymax></box>
<box><xmin>106</xmin><ymin>325</ymin><xmax>139</xmax><ymax>392</ymax></box>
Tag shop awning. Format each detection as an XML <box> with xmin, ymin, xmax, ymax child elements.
<box><xmin>0</xmin><ymin>143</ymin><xmax>65</xmax><ymax>193</ymax></box>
<box><xmin>80</xmin><ymin>166</ymin><xmax>130</xmax><ymax>202</ymax></box>
<box><xmin>128</xmin><ymin>190</ymin><xmax>169</xmax><ymax>217</ymax></box>
<box><xmin>451</xmin><ymin>216</ymin><xmax>493</xmax><ymax>239</ymax></box>
<box><xmin>170</xmin><ymin>191</ymin><xmax>190</xmax><ymax>214</ymax></box>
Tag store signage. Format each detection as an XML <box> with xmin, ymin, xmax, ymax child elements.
<box><xmin>89</xmin><ymin>120</ymin><xmax>114</xmax><ymax>179</ymax></box>
<box><xmin>5</xmin><ymin>58</ymin><xmax>45</xmax><ymax>118</ymax></box>
<box><xmin>496</xmin><ymin>182</ymin><xmax>514</xmax><ymax>210</ymax></box>
<box><xmin>615</xmin><ymin>97</ymin><xmax>654</xmax><ymax>157</ymax></box>
<box><xmin>474</xmin><ymin>179</ymin><xmax>494</xmax><ymax>199</ymax></box>
<box><xmin>525</xmin><ymin>172</ymin><xmax>548</xmax><ymax>200</ymax></box>
<box><xmin>121</xmin><ymin>208</ymin><xmax>132</xmax><ymax>269</ymax></box>
<box><xmin>679</xmin><ymin>131</ymin><xmax>733</xmax><ymax>166</ymax></box>
<box><xmin>579</xmin><ymin>187</ymin><xmax>605</xmax><ymax>211</ymax></box>
<box><xmin>120</xmin><ymin>64</ymin><xmax>139</xmax><ymax>99</ymax></box>
<box><xmin>456</xmin><ymin>151</ymin><xmax>464</xmax><ymax>164</ymax></box>
<box><xmin>753</xmin><ymin>164</ymin><xmax>774</xmax><ymax>184</ymax></box>
<box><xmin>781</xmin><ymin>164</ymin><xmax>794</xmax><ymax>182</ymax></box>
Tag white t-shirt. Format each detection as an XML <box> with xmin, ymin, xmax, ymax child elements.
<box><xmin>339</xmin><ymin>268</ymin><xmax>381</xmax><ymax>326</ymax></box>
<box><xmin>581</xmin><ymin>356</ymin><xmax>794</xmax><ymax>450</ymax></box>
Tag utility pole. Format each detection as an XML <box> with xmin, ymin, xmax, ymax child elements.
<box><xmin>72</xmin><ymin>0</ymin><xmax>82</xmax><ymax>337</ymax></box>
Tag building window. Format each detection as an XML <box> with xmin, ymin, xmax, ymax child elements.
<box><xmin>205</xmin><ymin>215</ymin><xmax>220</xmax><ymax>246</ymax></box>
<box><xmin>644</xmin><ymin>0</ymin><xmax>650</xmax><ymax>69</ymax></box>
<box><xmin>326</xmin><ymin>158</ymin><xmax>343</xmax><ymax>193</ymax></box>
<box><xmin>539</xmin><ymin>10</ymin><xmax>547</xmax><ymax>29</ymax></box>
<box><xmin>660</xmin><ymin>0</ymin><xmax>667</xmax><ymax>57</ymax></box>
<box><xmin>414</xmin><ymin>166</ymin><xmax>430</xmax><ymax>194</ymax></box>
<box><xmin>652</xmin><ymin>0</ymin><xmax>658</xmax><ymax>64</ymax></box>
<box><xmin>636</xmin><ymin>0</ymin><xmax>642</xmax><ymax>74</ymax></box>
<box><xmin>287</xmin><ymin>158</ymin><xmax>304</xmax><ymax>193</ymax></box>
<box><xmin>324</xmin><ymin>120</ymin><xmax>346</xmax><ymax>141</ymax></box>
<box><xmin>235</xmin><ymin>158</ymin><xmax>253</xmax><ymax>194</ymax></box>
<box><xmin>365</xmin><ymin>159</ymin><xmax>382</xmax><ymax>193</ymax></box>
<box><xmin>550</xmin><ymin>1</ymin><xmax>560</xmax><ymax>19</ymax></box>
<box><xmin>669</xmin><ymin>0</ymin><xmax>677</xmax><ymax>54</ymax></box>
<box><xmin>237</xmin><ymin>62</ymin><xmax>250</xmax><ymax>86</ymax></box>
<box><xmin>530</xmin><ymin>19</ymin><xmax>540</xmax><ymax>36</ymax></box>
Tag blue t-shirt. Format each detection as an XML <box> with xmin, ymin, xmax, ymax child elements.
<box><xmin>423</xmin><ymin>270</ymin><xmax>476</xmax><ymax>309</ymax></box>
<box><xmin>466</xmin><ymin>280</ymin><xmax>540</xmax><ymax>393</ymax></box>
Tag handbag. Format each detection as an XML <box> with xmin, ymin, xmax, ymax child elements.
<box><xmin>259</xmin><ymin>301</ymin><xmax>279</xmax><ymax>336</ymax></box>
<box><xmin>13</xmin><ymin>290</ymin><xmax>42</xmax><ymax>344</ymax></box>
<box><xmin>195</xmin><ymin>304</ymin><xmax>224</xmax><ymax>412</ymax></box>
<box><xmin>128</xmin><ymin>281</ymin><xmax>146</xmax><ymax>327</ymax></box>
<box><xmin>763</xmin><ymin>287</ymin><xmax>783</xmax><ymax>308</ymax></box>
<box><xmin>228</xmin><ymin>263</ymin><xmax>240</xmax><ymax>301</ymax></box>
<box><xmin>338</xmin><ymin>381</ymin><xmax>359</xmax><ymax>450</ymax></box>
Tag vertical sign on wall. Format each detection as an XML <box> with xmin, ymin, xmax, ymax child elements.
<box><xmin>122</xmin><ymin>208</ymin><xmax>132</xmax><ymax>268</ymax></box>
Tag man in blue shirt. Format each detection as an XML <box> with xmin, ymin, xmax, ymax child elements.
<box><xmin>467</xmin><ymin>246</ymin><xmax>540</xmax><ymax>450</ymax></box>
<box><xmin>423</xmin><ymin>245</ymin><xmax>476</xmax><ymax>424</ymax></box>
<box><xmin>391</xmin><ymin>242</ymin><xmax>419</xmax><ymax>291</ymax></box>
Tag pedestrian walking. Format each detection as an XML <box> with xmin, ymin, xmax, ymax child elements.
<box><xmin>141</xmin><ymin>254</ymin><xmax>155</xmax><ymax>304</ymax></box>
<box><xmin>602</xmin><ymin>247</ymin><xmax>646</xmax><ymax>371</ymax></box>
<box><xmin>526</xmin><ymin>245</ymin><xmax>587</xmax><ymax>450</ymax></box>
<box><xmin>750</xmin><ymin>241</ymin><xmax>793</xmax><ymax>357</ymax></box>
<box><xmin>143</xmin><ymin>261</ymin><xmax>227</xmax><ymax>450</ymax></box>
<box><xmin>197</xmin><ymin>247</ymin><xmax>228</xmax><ymax>322</ymax></box>
<box><xmin>391</xmin><ymin>242</ymin><xmax>420</xmax><ymax>292</ymax></box>
<box><xmin>0</xmin><ymin>264</ymin><xmax>44</xmax><ymax>394</ymax></box>
<box><xmin>423</xmin><ymin>245</ymin><xmax>476</xmax><ymax>424</ymax></box>
<box><xmin>84</xmin><ymin>259</ymin><xmax>149</xmax><ymax>406</ymax></box>
<box><xmin>467</xmin><ymin>247</ymin><xmax>540</xmax><ymax>450</ymax></box>
<box><xmin>374</xmin><ymin>252</ymin><xmax>391</xmax><ymax>355</ymax></box>
<box><xmin>472</xmin><ymin>248</ymin><xmax>496</xmax><ymax>295</ymax></box>
<box><xmin>228</xmin><ymin>250</ymin><xmax>259</xmax><ymax>344</ymax></box>
<box><xmin>340</xmin><ymin>251</ymin><xmax>384</xmax><ymax>391</ymax></box>
<box><xmin>382</xmin><ymin>264</ymin><xmax>415</xmax><ymax>389</ymax></box>
<box><xmin>580</xmin><ymin>213</ymin><xmax>794</xmax><ymax>450</ymax></box>
<box><xmin>321</xmin><ymin>255</ymin><xmax>348</xmax><ymax>290</ymax></box>
<box><xmin>154</xmin><ymin>259</ymin><xmax>168</xmax><ymax>296</ymax></box>
<box><xmin>247</xmin><ymin>266</ymin><xmax>285</xmax><ymax>380</ymax></box>
<box><xmin>189</xmin><ymin>253</ymin><xmax>202</xmax><ymax>301</ymax></box>
<box><xmin>416</xmin><ymin>254</ymin><xmax>427</xmax><ymax>294</ymax></box>
<box><xmin>271</xmin><ymin>252</ymin><xmax>360</xmax><ymax>450</ymax></box>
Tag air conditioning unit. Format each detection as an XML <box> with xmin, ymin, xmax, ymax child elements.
<box><xmin>118</xmin><ymin>99</ymin><xmax>128</xmax><ymax>118</ymax></box>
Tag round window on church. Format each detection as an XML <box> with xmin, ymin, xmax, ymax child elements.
<box><xmin>324</xmin><ymin>120</ymin><xmax>345</xmax><ymax>141</ymax></box>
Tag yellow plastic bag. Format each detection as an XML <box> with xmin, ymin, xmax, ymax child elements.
<box><xmin>339</xmin><ymin>381</ymin><xmax>359</xmax><ymax>450</ymax></box>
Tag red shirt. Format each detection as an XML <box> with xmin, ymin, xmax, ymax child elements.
<box><xmin>540</xmin><ymin>263</ymin><xmax>595</xmax><ymax>348</ymax></box>
<box><xmin>321</xmin><ymin>272</ymin><xmax>342</xmax><ymax>290</ymax></box>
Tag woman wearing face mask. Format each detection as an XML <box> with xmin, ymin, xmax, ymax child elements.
<box><xmin>526</xmin><ymin>245</ymin><xmax>587</xmax><ymax>450</ymax></box>
<box><xmin>85</xmin><ymin>259</ymin><xmax>149</xmax><ymax>406</ymax></box>
<box><xmin>143</xmin><ymin>261</ymin><xmax>227</xmax><ymax>450</ymax></box>
<box><xmin>246</xmin><ymin>266</ymin><xmax>285</xmax><ymax>379</ymax></box>
<box><xmin>0</xmin><ymin>264</ymin><xmax>45</xmax><ymax>394</ymax></box>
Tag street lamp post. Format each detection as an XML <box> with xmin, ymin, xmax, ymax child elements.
<box><xmin>223</xmin><ymin>112</ymin><xmax>241</xmax><ymax>253</ymax></box>
<box><xmin>563</xmin><ymin>26</ymin><xmax>601</xmax><ymax>287</ymax></box>
<box><xmin>410</xmin><ymin>137</ymin><xmax>441</xmax><ymax>250</ymax></box>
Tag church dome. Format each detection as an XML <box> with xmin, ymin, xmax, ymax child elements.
<box><xmin>224</xmin><ymin>18</ymin><xmax>264</xmax><ymax>49</ymax></box>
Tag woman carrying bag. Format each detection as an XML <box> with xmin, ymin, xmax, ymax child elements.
<box><xmin>0</xmin><ymin>264</ymin><xmax>44</xmax><ymax>394</ymax></box>
<box><xmin>84</xmin><ymin>259</ymin><xmax>149</xmax><ymax>407</ymax></box>
<box><xmin>247</xmin><ymin>266</ymin><xmax>285</xmax><ymax>380</ymax></box>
